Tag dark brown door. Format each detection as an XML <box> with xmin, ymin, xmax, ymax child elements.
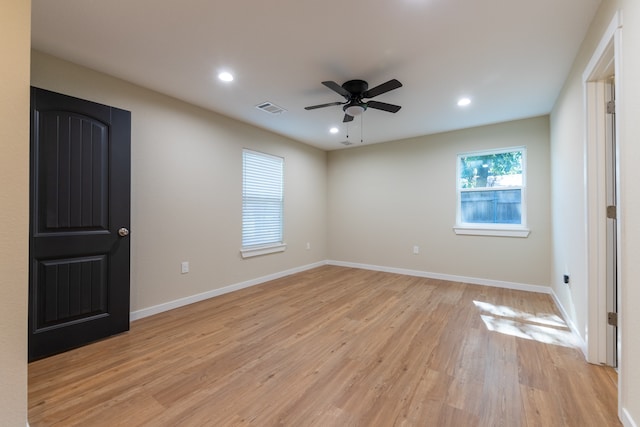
<box><xmin>29</xmin><ymin>87</ymin><xmax>131</xmax><ymax>361</ymax></box>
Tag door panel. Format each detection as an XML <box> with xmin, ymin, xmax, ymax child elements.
<box><xmin>38</xmin><ymin>111</ymin><xmax>109</xmax><ymax>232</ymax></box>
<box><xmin>35</xmin><ymin>255</ymin><xmax>108</xmax><ymax>331</ymax></box>
<box><xmin>29</xmin><ymin>87</ymin><xmax>131</xmax><ymax>361</ymax></box>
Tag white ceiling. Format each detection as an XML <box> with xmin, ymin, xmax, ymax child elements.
<box><xmin>31</xmin><ymin>0</ymin><xmax>601</xmax><ymax>151</ymax></box>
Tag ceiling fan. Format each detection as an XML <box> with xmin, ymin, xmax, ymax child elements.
<box><xmin>304</xmin><ymin>79</ymin><xmax>402</xmax><ymax>123</ymax></box>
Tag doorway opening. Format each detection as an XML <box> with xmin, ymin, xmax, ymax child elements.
<box><xmin>583</xmin><ymin>10</ymin><xmax>621</xmax><ymax>370</ymax></box>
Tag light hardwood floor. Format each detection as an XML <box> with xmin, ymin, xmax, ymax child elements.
<box><xmin>28</xmin><ymin>266</ymin><xmax>620</xmax><ymax>426</ymax></box>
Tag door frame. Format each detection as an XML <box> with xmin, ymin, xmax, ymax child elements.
<box><xmin>604</xmin><ymin>77</ymin><xmax>617</xmax><ymax>368</ymax></box>
<box><xmin>583</xmin><ymin>8</ymin><xmax>622</xmax><ymax>414</ymax></box>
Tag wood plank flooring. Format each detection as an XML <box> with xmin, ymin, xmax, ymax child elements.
<box><xmin>28</xmin><ymin>266</ymin><xmax>620</xmax><ymax>426</ymax></box>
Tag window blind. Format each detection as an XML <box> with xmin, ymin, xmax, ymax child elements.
<box><xmin>242</xmin><ymin>149</ymin><xmax>283</xmax><ymax>248</ymax></box>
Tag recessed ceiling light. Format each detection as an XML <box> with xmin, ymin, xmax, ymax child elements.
<box><xmin>218</xmin><ymin>71</ymin><xmax>234</xmax><ymax>82</ymax></box>
<box><xmin>457</xmin><ymin>97</ymin><xmax>471</xmax><ymax>107</ymax></box>
<box><xmin>330</xmin><ymin>127</ymin><xmax>339</xmax><ymax>134</ymax></box>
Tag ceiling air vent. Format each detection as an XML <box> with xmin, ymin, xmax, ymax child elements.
<box><xmin>255</xmin><ymin>102</ymin><xmax>287</xmax><ymax>115</ymax></box>
<box><xmin>340</xmin><ymin>140</ymin><xmax>354</xmax><ymax>146</ymax></box>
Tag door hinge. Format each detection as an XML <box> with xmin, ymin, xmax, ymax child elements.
<box><xmin>607</xmin><ymin>100</ymin><xmax>616</xmax><ymax>114</ymax></box>
<box><xmin>606</xmin><ymin>205</ymin><xmax>617</xmax><ymax>219</ymax></box>
<box><xmin>607</xmin><ymin>312</ymin><xmax>618</xmax><ymax>327</ymax></box>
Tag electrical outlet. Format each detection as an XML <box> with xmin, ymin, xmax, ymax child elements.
<box><xmin>413</xmin><ymin>245</ymin><xmax>420</xmax><ymax>255</ymax></box>
<box><xmin>181</xmin><ymin>261</ymin><xmax>189</xmax><ymax>274</ymax></box>
<box><xmin>306</xmin><ymin>242</ymin><xmax>311</xmax><ymax>250</ymax></box>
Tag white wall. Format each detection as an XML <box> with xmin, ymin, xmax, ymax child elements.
<box><xmin>31</xmin><ymin>51</ymin><xmax>328</xmax><ymax>313</ymax></box>
<box><xmin>550</xmin><ymin>0</ymin><xmax>620</xmax><ymax>352</ymax></box>
<box><xmin>551</xmin><ymin>0</ymin><xmax>639</xmax><ymax>423</ymax></box>
<box><xmin>0</xmin><ymin>0</ymin><xmax>30</xmax><ymax>425</ymax></box>
<box><xmin>327</xmin><ymin>116</ymin><xmax>551</xmax><ymax>287</ymax></box>
<box><xmin>617</xmin><ymin>0</ymin><xmax>640</xmax><ymax>423</ymax></box>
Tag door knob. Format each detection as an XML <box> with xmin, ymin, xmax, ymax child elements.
<box><xmin>118</xmin><ymin>227</ymin><xmax>130</xmax><ymax>237</ymax></box>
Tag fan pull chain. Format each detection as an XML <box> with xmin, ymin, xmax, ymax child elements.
<box><xmin>360</xmin><ymin>113</ymin><xmax>364</xmax><ymax>144</ymax></box>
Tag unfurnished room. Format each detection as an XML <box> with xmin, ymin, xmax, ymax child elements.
<box><xmin>1</xmin><ymin>0</ymin><xmax>640</xmax><ymax>426</ymax></box>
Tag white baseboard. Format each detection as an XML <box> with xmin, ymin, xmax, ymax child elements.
<box><xmin>623</xmin><ymin>408</ymin><xmax>638</xmax><ymax>427</ymax></box>
<box><xmin>549</xmin><ymin>288</ymin><xmax>588</xmax><ymax>357</ymax></box>
<box><xmin>327</xmin><ymin>260</ymin><xmax>552</xmax><ymax>294</ymax></box>
<box><xmin>130</xmin><ymin>261</ymin><xmax>326</xmax><ymax>321</ymax></box>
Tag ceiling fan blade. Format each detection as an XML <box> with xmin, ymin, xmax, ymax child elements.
<box><xmin>343</xmin><ymin>114</ymin><xmax>354</xmax><ymax>123</ymax></box>
<box><xmin>362</xmin><ymin>79</ymin><xmax>402</xmax><ymax>98</ymax></box>
<box><xmin>304</xmin><ymin>101</ymin><xmax>345</xmax><ymax>110</ymax></box>
<box><xmin>322</xmin><ymin>81</ymin><xmax>351</xmax><ymax>98</ymax></box>
<box><xmin>366</xmin><ymin>100</ymin><xmax>402</xmax><ymax>113</ymax></box>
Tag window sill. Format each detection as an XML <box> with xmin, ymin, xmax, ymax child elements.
<box><xmin>241</xmin><ymin>243</ymin><xmax>287</xmax><ymax>259</ymax></box>
<box><xmin>453</xmin><ymin>225</ymin><xmax>530</xmax><ymax>238</ymax></box>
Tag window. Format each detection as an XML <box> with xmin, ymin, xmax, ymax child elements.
<box><xmin>241</xmin><ymin>149</ymin><xmax>286</xmax><ymax>258</ymax></box>
<box><xmin>454</xmin><ymin>147</ymin><xmax>529</xmax><ymax>237</ymax></box>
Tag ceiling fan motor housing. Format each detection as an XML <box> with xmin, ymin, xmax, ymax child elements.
<box><xmin>342</xmin><ymin>79</ymin><xmax>368</xmax><ymax>96</ymax></box>
<box><xmin>342</xmin><ymin>80</ymin><xmax>368</xmax><ymax>115</ymax></box>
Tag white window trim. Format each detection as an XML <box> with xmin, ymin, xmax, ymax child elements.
<box><xmin>454</xmin><ymin>146</ymin><xmax>528</xmax><ymax>238</ymax></box>
<box><xmin>240</xmin><ymin>242</ymin><xmax>287</xmax><ymax>259</ymax></box>
<box><xmin>453</xmin><ymin>224</ymin><xmax>530</xmax><ymax>237</ymax></box>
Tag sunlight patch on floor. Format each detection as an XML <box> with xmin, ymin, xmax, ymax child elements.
<box><xmin>474</xmin><ymin>300</ymin><xmax>580</xmax><ymax>348</ymax></box>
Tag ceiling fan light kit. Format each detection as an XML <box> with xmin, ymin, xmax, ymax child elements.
<box><xmin>344</xmin><ymin>104</ymin><xmax>366</xmax><ymax>116</ymax></box>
